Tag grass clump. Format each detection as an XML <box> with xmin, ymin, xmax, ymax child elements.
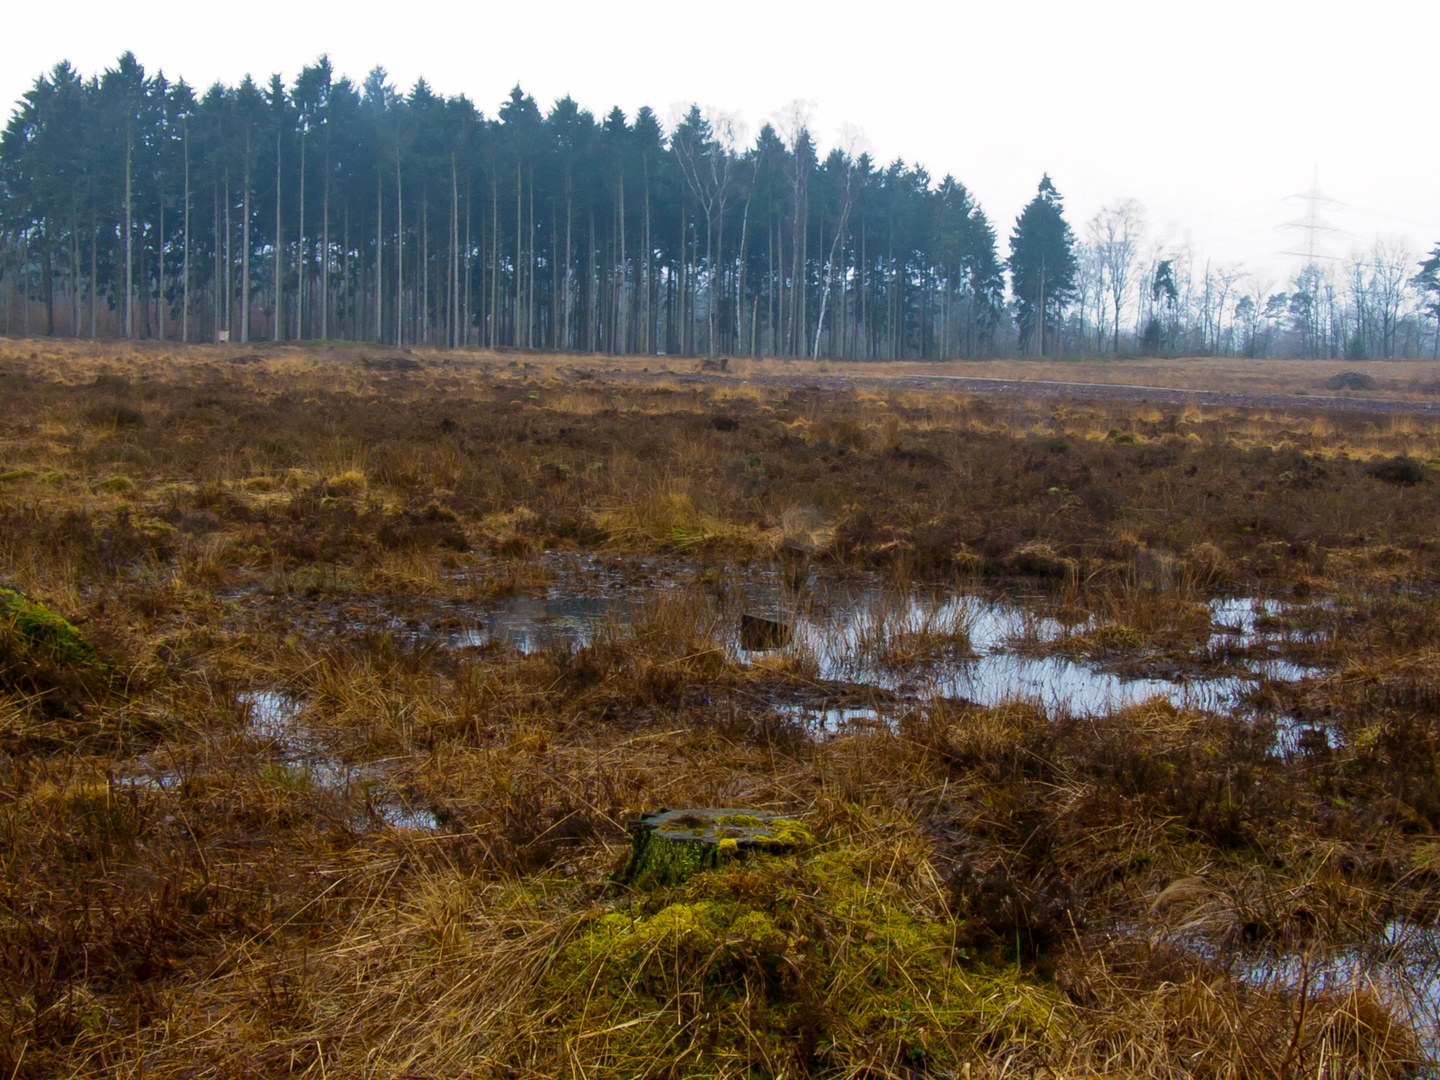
<box><xmin>531</xmin><ymin>839</ymin><xmax>1059</xmax><ymax>1078</ymax></box>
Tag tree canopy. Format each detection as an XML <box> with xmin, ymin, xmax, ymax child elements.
<box><xmin>0</xmin><ymin>54</ymin><xmax>1006</xmax><ymax>357</ymax></box>
<box><xmin>4</xmin><ymin>55</ymin><xmax>1436</xmax><ymax>360</ymax></box>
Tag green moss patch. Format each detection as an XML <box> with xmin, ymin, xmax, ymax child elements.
<box><xmin>531</xmin><ymin>841</ymin><xmax>1060</xmax><ymax>1077</ymax></box>
<box><xmin>0</xmin><ymin>587</ymin><xmax>99</xmax><ymax>670</ymax></box>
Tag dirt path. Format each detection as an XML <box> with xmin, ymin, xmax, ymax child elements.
<box><xmin>610</xmin><ymin>368</ymin><xmax>1440</xmax><ymax>416</ymax></box>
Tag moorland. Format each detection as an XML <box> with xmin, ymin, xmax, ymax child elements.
<box><xmin>3</xmin><ymin>339</ymin><xmax>1440</xmax><ymax>1079</ymax></box>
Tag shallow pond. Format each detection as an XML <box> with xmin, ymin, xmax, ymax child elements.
<box><xmin>1179</xmin><ymin>919</ymin><xmax>1440</xmax><ymax>1061</ymax></box>
<box><xmin>429</xmin><ymin>563</ymin><xmax>1329</xmax><ymax>727</ymax></box>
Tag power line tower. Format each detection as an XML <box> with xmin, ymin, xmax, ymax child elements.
<box><xmin>1282</xmin><ymin>166</ymin><xmax>1345</xmax><ymax>267</ymax></box>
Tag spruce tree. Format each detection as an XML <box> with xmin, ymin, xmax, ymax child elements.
<box><xmin>1007</xmin><ymin>174</ymin><xmax>1076</xmax><ymax>356</ymax></box>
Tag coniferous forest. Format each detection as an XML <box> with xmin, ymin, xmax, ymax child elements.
<box><xmin>2</xmin><ymin>53</ymin><xmax>1438</xmax><ymax>358</ymax></box>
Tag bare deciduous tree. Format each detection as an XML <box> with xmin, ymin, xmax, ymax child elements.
<box><xmin>1089</xmin><ymin>199</ymin><xmax>1144</xmax><ymax>353</ymax></box>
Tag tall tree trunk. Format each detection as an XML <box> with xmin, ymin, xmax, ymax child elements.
<box><xmin>395</xmin><ymin>152</ymin><xmax>403</xmax><ymax>346</ymax></box>
<box><xmin>564</xmin><ymin>173</ymin><xmax>573</xmax><ymax>350</ymax></box>
<box><xmin>450</xmin><ymin>157</ymin><xmax>459</xmax><ymax>349</ymax></box>
<box><xmin>224</xmin><ymin>175</ymin><xmax>232</xmax><ymax>338</ymax></box>
<box><xmin>90</xmin><ymin>216</ymin><xmax>98</xmax><ymax>339</ymax></box>
<box><xmin>616</xmin><ymin>175</ymin><xmax>626</xmax><ymax>354</ymax></box>
<box><xmin>124</xmin><ymin>129</ymin><xmax>133</xmax><ymax>339</ymax></box>
<box><xmin>527</xmin><ymin>170</ymin><xmax>535</xmax><ymax>348</ymax></box>
<box><xmin>69</xmin><ymin>215</ymin><xmax>79</xmax><ymax>336</ymax></box>
<box><xmin>273</xmin><ymin>131</ymin><xmax>281</xmax><ymax>340</ymax></box>
<box><xmin>463</xmin><ymin>176</ymin><xmax>472</xmax><ymax>348</ymax></box>
<box><xmin>241</xmin><ymin>156</ymin><xmax>251</xmax><ymax>345</ymax></box>
<box><xmin>157</xmin><ymin>197</ymin><xmax>165</xmax><ymax>340</ymax></box>
<box><xmin>43</xmin><ymin>243</ymin><xmax>54</xmax><ymax>336</ymax></box>
<box><xmin>514</xmin><ymin>159</ymin><xmax>522</xmax><ymax>347</ymax></box>
<box><xmin>490</xmin><ymin>173</ymin><xmax>499</xmax><ymax>348</ymax></box>
<box><xmin>213</xmin><ymin>183</ymin><xmax>220</xmax><ymax>340</ymax></box>
<box><xmin>320</xmin><ymin>149</ymin><xmax>330</xmax><ymax>339</ymax></box>
<box><xmin>736</xmin><ymin>195</ymin><xmax>751</xmax><ymax>355</ymax></box>
<box><xmin>374</xmin><ymin>170</ymin><xmax>383</xmax><ymax>342</ymax></box>
<box><xmin>297</xmin><ymin>130</ymin><xmax>306</xmax><ymax>339</ymax></box>
<box><xmin>182</xmin><ymin>129</ymin><xmax>189</xmax><ymax>343</ymax></box>
<box><xmin>641</xmin><ymin>156</ymin><xmax>651</xmax><ymax>353</ymax></box>
<box><xmin>422</xmin><ymin>196</ymin><xmax>428</xmax><ymax>344</ymax></box>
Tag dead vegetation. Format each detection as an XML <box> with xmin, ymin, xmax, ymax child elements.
<box><xmin>1</xmin><ymin>339</ymin><xmax>1439</xmax><ymax>1077</ymax></box>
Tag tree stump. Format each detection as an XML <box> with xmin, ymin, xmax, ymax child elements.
<box><xmin>618</xmin><ymin>808</ymin><xmax>812</xmax><ymax>888</ymax></box>
<box><xmin>739</xmin><ymin>614</ymin><xmax>792</xmax><ymax>651</ymax></box>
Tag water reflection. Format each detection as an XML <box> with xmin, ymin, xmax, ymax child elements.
<box><xmin>240</xmin><ymin>691</ymin><xmax>439</xmax><ymax>831</ymax></box>
<box><xmin>432</xmin><ymin>577</ymin><xmax>1327</xmax><ymax>723</ymax></box>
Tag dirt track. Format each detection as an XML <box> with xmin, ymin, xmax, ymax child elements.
<box><xmin>615</xmin><ymin>368</ymin><xmax>1440</xmax><ymax>416</ymax></box>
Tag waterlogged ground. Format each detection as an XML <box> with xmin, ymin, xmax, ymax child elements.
<box><xmin>300</xmin><ymin>556</ymin><xmax>1333</xmax><ymax>724</ymax></box>
<box><xmin>187</xmin><ymin>557</ymin><xmax>1347</xmax><ymax>822</ymax></box>
<box><xmin>119</xmin><ymin>689</ymin><xmax>440</xmax><ymax>831</ymax></box>
<box><xmin>172</xmin><ymin>560</ymin><xmax>1440</xmax><ymax>1059</ymax></box>
<box><xmin>1132</xmin><ymin>917</ymin><xmax>1440</xmax><ymax>1061</ymax></box>
<box><xmin>12</xmin><ymin>348</ymin><xmax>1440</xmax><ymax>1076</ymax></box>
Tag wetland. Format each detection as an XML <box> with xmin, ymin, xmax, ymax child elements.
<box><xmin>4</xmin><ymin>340</ymin><xmax>1440</xmax><ymax>1078</ymax></box>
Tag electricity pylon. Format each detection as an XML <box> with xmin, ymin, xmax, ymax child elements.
<box><xmin>1282</xmin><ymin>166</ymin><xmax>1345</xmax><ymax>266</ymax></box>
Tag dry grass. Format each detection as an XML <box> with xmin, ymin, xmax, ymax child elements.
<box><xmin>2</xmin><ymin>338</ymin><xmax>1440</xmax><ymax>1077</ymax></box>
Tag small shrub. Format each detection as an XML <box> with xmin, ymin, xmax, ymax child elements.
<box><xmin>83</xmin><ymin>402</ymin><xmax>144</xmax><ymax>428</ymax></box>
<box><xmin>1326</xmin><ymin>370</ymin><xmax>1378</xmax><ymax>391</ymax></box>
<box><xmin>1367</xmin><ymin>455</ymin><xmax>1426</xmax><ymax>486</ymax></box>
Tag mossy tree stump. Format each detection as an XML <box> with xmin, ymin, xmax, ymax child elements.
<box><xmin>619</xmin><ymin>808</ymin><xmax>812</xmax><ymax>888</ymax></box>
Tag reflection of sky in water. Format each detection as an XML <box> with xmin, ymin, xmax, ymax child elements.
<box><xmin>444</xmin><ymin>594</ymin><xmax>616</xmax><ymax>653</ymax></box>
<box><xmin>440</xmin><ymin>584</ymin><xmax>1328</xmax><ymax>722</ymax></box>
<box><xmin>112</xmin><ymin>691</ymin><xmax>441</xmax><ymax>831</ymax></box>
<box><xmin>1195</xmin><ymin>921</ymin><xmax>1440</xmax><ymax>1061</ymax></box>
<box><xmin>130</xmin><ymin>586</ymin><xmax>1334</xmax><ymax>830</ymax></box>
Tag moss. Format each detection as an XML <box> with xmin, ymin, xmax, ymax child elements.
<box><xmin>620</xmin><ymin>809</ymin><xmax>815</xmax><ymax>888</ymax></box>
<box><xmin>533</xmin><ymin>842</ymin><xmax>1062</xmax><ymax>1078</ymax></box>
<box><xmin>0</xmin><ymin>588</ymin><xmax>98</xmax><ymax>669</ymax></box>
<box><xmin>621</xmin><ymin>830</ymin><xmax>726</xmax><ymax>887</ymax></box>
<box><xmin>715</xmin><ymin>812</ymin><xmax>764</xmax><ymax>828</ymax></box>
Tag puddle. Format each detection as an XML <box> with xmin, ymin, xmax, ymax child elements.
<box><xmin>1190</xmin><ymin>920</ymin><xmax>1440</xmax><ymax>1061</ymax></box>
<box><xmin>775</xmin><ymin>702</ymin><xmax>885</xmax><ymax>734</ymax></box>
<box><xmin>232</xmin><ymin>550</ymin><xmax>1337</xmax><ymax>730</ymax></box>
<box><xmin>114</xmin><ymin>692</ymin><xmax>438</xmax><ymax>832</ymax></box>
<box><xmin>441</xmin><ymin>594</ymin><xmax>617</xmax><ymax>652</ymax></box>
<box><xmin>238</xmin><ymin>690</ymin><xmax>439</xmax><ymax>831</ymax></box>
<box><xmin>217</xmin><ymin>566</ymin><xmax>1343</xmax><ymax>759</ymax></box>
<box><xmin>427</xmin><ymin>576</ymin><xmax>1329</xmax><ymax>725</ymax></box>
<box><xmin>244</xmin><ymin>689</ymin><xmax>302</xmax><ymax>743</ymax></box>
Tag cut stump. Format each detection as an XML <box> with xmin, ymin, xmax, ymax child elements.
<box><xmin>740</xmin><ymin>614</ymin><xmax>793</xmax><ymax>651</ymax></box>
<box><xmin>619</xmin><ymin>808</ymin><xmax>812</xmax><ymax>888</ymax></box>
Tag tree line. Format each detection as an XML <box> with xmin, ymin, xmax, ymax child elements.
<box><xmin>2</xmin><ymin>53</ymin><xmax>1437</xmax><ymax>359</ymax></box>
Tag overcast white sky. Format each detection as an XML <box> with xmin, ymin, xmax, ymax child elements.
<box><xmin>6</xmin><ymin>0</ymin><xmax>1436</xmax><ymax>283</ymax></box>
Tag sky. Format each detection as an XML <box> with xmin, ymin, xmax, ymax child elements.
<box><xmin>5</xmin><ymin>0</ymin><xmax>1436</xmax><ymax>284</ymax></box>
